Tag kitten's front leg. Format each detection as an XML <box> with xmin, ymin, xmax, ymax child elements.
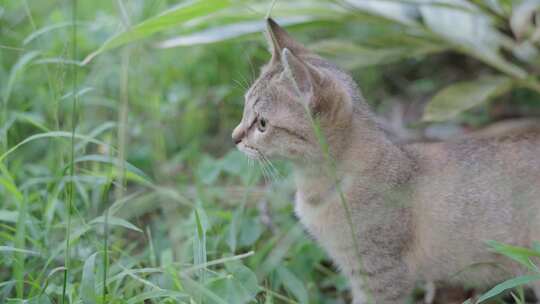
<box><xmin>349</xmin><ymin>276</ymin><xmax>369</xmax><ymax>304</ymax></box>
<box><xmin>349</xmin><ymin>264</ymin><xmax>415</xmax><ymax>304</ymax></box>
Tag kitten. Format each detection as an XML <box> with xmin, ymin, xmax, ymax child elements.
<box><xmin>232</xmin><ymin>18</ymin><xmax>540</xmax><ymax>303</ymax></box>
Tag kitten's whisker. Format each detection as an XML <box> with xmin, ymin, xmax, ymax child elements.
<box><xmin>233</xmin><ymin>78</ymin><xmax>247</xmax><ymax>91</ymax></box>
<box><xmin>260</xmin><ymin>156</ymin><xmax>279</xmax><ymax>182</ymax></box>
<box><xmin>263</xmin><ymin>159</ymin><xmax>277</xmax><ymax>182</ymax></box>
<box><xmin>259</xmin><ymin>157</ymin><xmax>271</xmax><ymax>181</ymax></box>
<box><xmin>237</xmin><ymin>72</ymin><xmax>251</xmax><ymax>90</ymax></box>
<box><xmin>257</xmin><ymin>160</ymin><xmax>270</xmax><ymax>184</ymax></box>
<box><xmin>264</xmin><ymin>156</ymin><xmax>282</xmax><ymax>180</ymax></box>
<box><xmin>260</xmin><ymin>154</ymin><xmax>279</xmax><ymax>181</ymax></box>
<box><xmin>247</xmin><ymin>57</ymin><xmax>256</xmax><ymax>85</ymax></box>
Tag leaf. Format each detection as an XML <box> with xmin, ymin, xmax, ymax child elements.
<box><xmin>73</xmin><ymin>154</ymin><xmax>150</xmax><ymax>182</ymax></box>
<box><xmin>510</xmin><ymin>0</ymin><xmax>540</xmax><ymax>40</ymax></box>
<box><xmin>221</xmin><ymin>150</ymin><xmax>248</xmax><ymax>176</ymax></box>
<box><xmin>207</xmin><ymin>262</ymin><xmax>259</xmax><ymax>304</ymax></box>
<box><xmin>0</xmin><ymin>210</ymin><xmax>18</xmax><ymax>223</ymax></box>
<box><xmin>126</xmin><ymin>290</ymin><xmax>188</xmax><ymax>304</ymax></box>
<box><xmin>26</xmin><ymin>294</ymin><xmax>53</xmax><ymax>304</ymax></box>
<box><xmin>157</xmin><ymin>17</ymin><xmax>312</xmax><ymax>48</ymax></box>
<box><xmin>419</xmin><ymin>1</ymin><xmax>527</xmax><ymax>78</ymax></box>
<box><xmin>277</xmin><ymin>266</ymin><xmax>309</xmax><ymax>304</ymax></box>
<box><xmin>486</xmin><ymin>240</ymin><xmax>540</xmax><ymax>271</ymax></box>
<box><xmin>344</xmin><ymin>0</ymin><xmax>419</xmax><ymax>25</ymax></box>
<box><xmin>0</xmin><ymin>176</ymin><xmax>23</xmax><ymax>202</ymax></box>
<box><xmin>193</xmin><ymin>208</ymin><xmax>207</xmax><ymax>283</ymax></box>
<box><xmin>0</xmin><ymin>131</ymin><xmax>110</xmax><ymax>162</ymax></box>
<box><xmin>197</xmin><ymin>155</ymin><xmax>222</xmax><ymax>185</ymax></box>
<box><xmin>23</xmin><ymin>22</ymin><xmax>80</xmax><ymax>45</ymax></box>
<box><xmin>476</xmin><ymin>274</ymin><xmax>540</xmax><ymax>303</ymax></box>
<box><xmin>90</xmin><ymin>215</ymin><xmax>142</xmax><ymax>232</ymax></box>
<box><xmin>0</xmin><ymin>246</ymin><xmax>40</xmax><ymax>256</ymax></box>
<box><xmin>80</xmin><ymin>253</ymin><xmax>97</xmax><ymax>304</ymax></box>
<box><xmin>423</xmin><ymin>76</ymin><xmax>513</xmax><ymax>121</ymax></box>
<box><xmin>14</xmin><ymin>195</ymin><xmax>27</xmax><ymax>297</ymax></box>
<box><xmin>311</xmin><ymin>39</ymin><xmax>446</xmax><ymax>69</ymax></box>
<box><xmin>82</xmin><ymin>0</ymin><xmax>231</xmax><ymax>64</ymax></box>
<box><xmin>3</xmin><ymin>51</ymin><xmax>40</xmax><ymax>104</ymax></box>
<box><xmin>239</xmin><ymin>217</ymin><xmax>262</xmax><ymax>247</ymax></box>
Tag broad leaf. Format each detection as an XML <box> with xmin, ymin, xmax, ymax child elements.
<box><xmin>344</xmin><ymin>0</ymin><xmax>419</xmax><ymax>25</ymax></box>
<box><xmin>423</xmin><ymin>76</ymin><xmax>513</xmax><ymax>121</ymax></box>
<box><xmin>510</xmin><ymin>0</ymin><xmax>540</xmax><ymax>40</ymax></box>
<box><xmin>419</xmin><ymin>0</ymin><xmax>527</xmax><ymax>78</ymax></box>
<box><xmin>158</xmin><ymin>17</ymin><xmax>312</xmax><ymax>48</ymax></box>
<box><xmin>311</xmin><ymin>39</ymin><xmax>446</xmax><ymax>69</ymax></box>
<box><xmin>277</xmin><ymin>266</ymin><xmax>309</xmax><ymax>304</ymax></box>
<box><xmin>207</xmin><ymin>262</ymin><xmax>259</xmax><ymax>304</ymax></box>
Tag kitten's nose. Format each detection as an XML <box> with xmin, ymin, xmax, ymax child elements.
<box><xmin>232</xmin><ymin>125</ymin><xmax>244</xmax><ymax>145</ymax></box>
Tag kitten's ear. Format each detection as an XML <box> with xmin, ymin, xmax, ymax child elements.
<box><xmin>265</xmin><ymin>18</ymin><xmax>308</xmax><ymax>62</ymax></box>
<box><xmin>282</xmin><ymin>48</ymin><xmax>322</xmax><ymax>98</ymax></box>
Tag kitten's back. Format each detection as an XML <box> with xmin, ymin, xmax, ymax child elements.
<box><xmin>404</xmin><ymin>134</ymin><xmax>540</xmax><ymax>284</ymax></box>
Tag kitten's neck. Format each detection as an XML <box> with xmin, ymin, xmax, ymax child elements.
<box><xmin>293</xmin><ymin>112</ymin><xmax>414</xmax><ymax>203</ymax></box>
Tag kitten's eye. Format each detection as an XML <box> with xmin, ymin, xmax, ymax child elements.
<box><xmin>257</xmin><ymin>117</ymin><xmax>267</xmax><ymax>132</ymax></box>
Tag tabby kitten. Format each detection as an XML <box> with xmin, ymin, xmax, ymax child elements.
<box><xmin>232</xmin><ymin>18</ymin><xmax>540</xmax><ymax>303</ymax></box>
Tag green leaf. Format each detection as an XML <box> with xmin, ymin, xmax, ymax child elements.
<box><xmin>419</xmin><ymin>2</ymin><xmax>527</xmax><ymax>79</ymax></box>
<box><xmin>0</xmin><ymin>246</ymin><xmax>40</xmax><ymax>256</ymax></box>
<box><xmin>345</xmin><ymin>0</ymin><xmax>419</xmax><ymax>25</ymax></box>
<box><xmin>157</xmin><ymin>17</ymin><xmax>311</xmax><ymax>48</ymax></box>
<box><xmin>239</xmin><ymin>217</ymin><xmax>262</xmax><ymax>247</ymax></box>
<box><xmin>90</xmin><ymin>215</ymin><xmax>142</xmax><ymax>232</ymax></box>
<box><xmin>510</xmin><ymin>0</ymin><xmax>540</xmax><ymax>40</ymax></box>
<box><xmin>14</xmin><ymin>194</ymin><xmax>26</xmax><ymax>298</ymax></box>
<box><xmin>277</xmin><ymin>266</ymin><xmax>309</xmax><ymax>304</ymax></box>
<box><xmin>82</xmin><ymin>0</ymin><xmax>231</xmax><ymax>64</ymax></box>
<box><xmin>3</xmin><ymin>51</ymin><xmax>40</xmax><ymax>105</ymax></box>
<box><xmin>486</xmin><ymin>240</ymin><xmax>540</xmax><ymax>271</ymax></box>
<box><xmin>311</xmin><ymin>39</ymin><xmax>446</xmax><ymax>69</ymax></box>
<box><xmin>80</xmin><ymin>253</ymin><xmax>97</xmax><ymax>304</ymax></box>
<box><xmin>193</xmin><ymin>208</ymin><xmax>208</xmax><ymax>286</ymax></box>
<box><xmin>197</xmin><ymin>155</ymin><xmax>222</xmax><ymax>185</ymax></box>
<box><xmin>423</xmin><ymin>76</ymin><xmax>513</xmax><ymax>121</ymax></box>
<box><xmin>207</xmin><ymin>262</ymin><xmax>259</xmax><ymax>304</ymax></box>
<box><xmin>0</xmin><ymin>131</ymin><xmax>110</xmax><ymax>162</ymax></box>
<box><xmin>0</xmin><ymin>176</ymin><xmax>23</xmax><ymax>202</ymax></box>
<box><xmin>126</xmin><ymin>290</ymin><xmax>188</xmax><ymax>304</ymax></box>
<box><xmin>23</xmin><ymin>22</ymin><xmax>78</xmax><ymax>45</ymax></box>
<box><xmin>476</xmin><ymin>274</ymin><xmax>540</xmax><ymax>303</ymax></box>
<box><xmin>0</xmin><ymin>210</ymin><xmax>18</xmax><ymax>223</ymax></box>
<box><xmin>26</xmin><ymin>294</ymin><xmax>53</xmax><ymax>304</ymax></box>
<box><xmin>73</xmin><ymin>154</ymin><xmax>150</xmax><ymax>182</ymax></box>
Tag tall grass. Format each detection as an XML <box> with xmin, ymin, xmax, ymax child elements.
<box><xmin>62</xmin><ymin>0</ymin><xmax>78</xmax><ymax>302</ymax></box>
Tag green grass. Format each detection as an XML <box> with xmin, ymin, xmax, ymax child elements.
<box><xmin>2</xmin><ymin>0</ymin><xmax>540</xmax><ymax>303</ymax></box>
<box><xmin>0</xmin><ymin>1</ymin><xmax>347</xmax><ymax>303</ymax></box>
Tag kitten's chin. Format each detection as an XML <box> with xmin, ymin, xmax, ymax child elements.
<box><xmin>237</xmin><ymin>144</ymin><xmax>260</xmax><ymax>160</ymax></box>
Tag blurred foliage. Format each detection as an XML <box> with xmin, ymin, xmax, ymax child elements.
<box><xmin>1</xmin><ymin>0</ymin><xmax>540</xmax><ymax>303</ymax></box>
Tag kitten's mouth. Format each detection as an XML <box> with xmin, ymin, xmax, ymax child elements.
<box><xmin>238</xmin><ymin>144</ymin><xmax>261</xmax><ymax>160</ymax></box>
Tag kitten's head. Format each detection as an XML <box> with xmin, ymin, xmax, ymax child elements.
<box><xmin>232</xmin><ymin>19</ymin><xmax>364</xmax><ymax>163</ymax></box>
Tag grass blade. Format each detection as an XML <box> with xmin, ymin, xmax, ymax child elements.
<box><xmin>82</xmin><ymin>0</ymin><xmax>231</xmax><ymax>64</ymax></box>
<box><xmin>476</xmin><ymin>274</ymin><xmax>540</xmax><ymax>303</ymax></box>
<box><xmin>80</xmin><ymin>253</ymin><xmax>97</xmax><ymax>304</ymax></box>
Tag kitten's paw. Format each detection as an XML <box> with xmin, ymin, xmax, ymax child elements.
<box><xmin>424</xmin><ymin>281</ymin><xmax>436</xmax><ymax>304</ymax></box>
